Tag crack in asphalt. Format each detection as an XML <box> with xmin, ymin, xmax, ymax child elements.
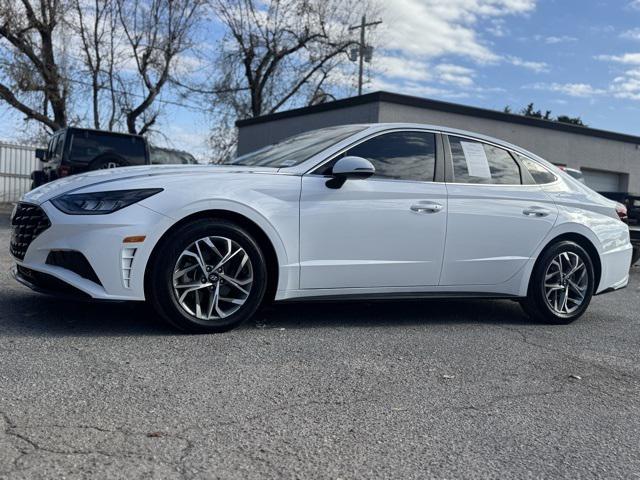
<box><xmin>0</xmin><ymin>410</ymin><xmax>196</xmax><ymax>479</ymax></box>
<box><xmin>496</xmin><ymin>324</ymin><xmax>640</xmax><ymax>383</ymax></box>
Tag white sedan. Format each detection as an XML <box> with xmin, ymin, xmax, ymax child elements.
<box><xmin>10</xmin><ymin>124</ymin><xmax>632</xmax><ymax>333</ymax></box>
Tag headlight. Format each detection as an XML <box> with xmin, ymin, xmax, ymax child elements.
<box><xmin>51</xmin><ymin>189</ymin><xmax>163</xmax><ymax>215</ymax></box>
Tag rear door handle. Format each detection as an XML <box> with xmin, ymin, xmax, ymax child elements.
<box><xmin>411</xmin><ymin>202</ymin><xmax>443</xmax><ymax>214</ymax></box>
<box><xmin>523</xmin><ymin>206</ymin><xmax>551</xmax><ymax>217</ymax></box>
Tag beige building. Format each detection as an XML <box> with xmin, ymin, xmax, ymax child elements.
<box><xmin>236</xmin><ymin>91</ymin><xmax>640</xmax><ymax>193</ymax></box>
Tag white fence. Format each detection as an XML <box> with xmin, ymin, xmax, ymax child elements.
<box><xmin>0</xmin><ymin>142</ymin><xmax>41</xmax><ymax>204</ymax></box>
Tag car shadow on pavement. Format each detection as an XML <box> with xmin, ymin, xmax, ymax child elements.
<box><xmin>254</xmin><ymin>297</ymin><xmax>535</xmax><ymax>331</ymax></box>
<box><xmin>0</xmin><ymin>287</ymin><xmax>539</xmax><ymax>337</ymax></box>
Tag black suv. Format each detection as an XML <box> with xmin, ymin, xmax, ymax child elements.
<box><xmin>32</xmin><ymin>128</ymin><xmax>149</xmax><ymax>187</ymax></box>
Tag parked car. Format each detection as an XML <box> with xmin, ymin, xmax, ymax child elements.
<box><xmin>31</xmin><ymin>128</ymin><xmax>149</xmax><ymax>188</ymax></box>
<box><xmin>149</xmin><ymin>146</ymin><xmax>198</xmax><ymax>165</ymax></box>
<box><xmin>11</xmin><ymin>124</ymin><xmax>632</xmax><ymax>333</ymax></box>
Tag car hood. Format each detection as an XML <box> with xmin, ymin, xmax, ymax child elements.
<box><xmin>22</xmin><ymin>164</ymin><xmax>278</xmax><ymax>204</ymax></box>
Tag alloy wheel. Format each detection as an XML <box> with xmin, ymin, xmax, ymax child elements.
<box><xmin>543</xmin><ymin>251</ymin><xmax>589</xmax><ymax>315</ymax></box>
<box><xmin>172</xmin><ymin>236</ymin><xmax>254</xmax><ymax>321</ymax></box>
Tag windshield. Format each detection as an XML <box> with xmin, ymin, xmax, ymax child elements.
<box><xmin>226</xmin><ymin>125</ymin><xmax>366</xmax><ymax>167</ymax></box>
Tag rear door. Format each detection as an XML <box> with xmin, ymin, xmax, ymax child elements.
<box><xmin>299</xmin><ymin>130</ymin><xmax>448</xmax><ymax>289</ymax></box>
<box><xmin>440</xmin><ymin>135</ymin><xmax>558</xmax><ymax>286</ymax></box>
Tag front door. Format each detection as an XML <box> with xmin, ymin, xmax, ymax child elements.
<box><xmin>299</xmin><ymin>130</ymin><xmax>448</xmax><ymax>289</ymax></box>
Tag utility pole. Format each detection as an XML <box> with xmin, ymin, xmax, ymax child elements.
<box><xmin>349</xmin><ymin>15</ymin><xmax>382</xmax><ymax>96</ymax></box>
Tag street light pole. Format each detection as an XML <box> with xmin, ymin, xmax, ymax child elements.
<box><xmin>349</xmin><ymin>15</ymin><xmax>382</xmax><ymax>96</ymax></box>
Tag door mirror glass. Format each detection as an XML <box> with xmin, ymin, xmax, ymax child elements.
<box><xmin>35</xmin><ymin>148</ymin><xmax>46</xmax><ymax>160</ymax></box>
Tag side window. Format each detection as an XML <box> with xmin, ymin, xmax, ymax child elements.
<box><xmin>449</xmin><ymin>136</ymin><xmax>521</xmax><ymax>185</ymax></box>
<box><xmin>337</xmin><ymin>131</ymin><xmax>436</xmax><ymax>182</ymax></box>
<box><xmin>515</xmin><ymin>154</ymin><xmax>558</xmax><ymax>184</ymax></box>
<box><xmin>54</xmin><ymin>134</ymin><xmax>64</xmax><ymax>158</ymax></box>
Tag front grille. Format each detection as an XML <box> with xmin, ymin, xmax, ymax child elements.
<box><xmin>10</xmin><ymin>203</ymin><xmax>51</xmax><ymax>260</ymax></box>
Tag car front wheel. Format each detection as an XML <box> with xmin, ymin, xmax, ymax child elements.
<box><xmin>147</xmin><ymin>219</ymin><xmax>267</xmax><ymax>333</ymax></box>
<box><xmin>521</xmin><ymin>241</ymin><xmax>595</xmax><ymax>324</ymax></box>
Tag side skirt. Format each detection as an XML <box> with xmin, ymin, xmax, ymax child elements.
<box><xmin>277</xmin><ymin>291</ymin><xmax>522</xmax><ymax>304</ymax></box>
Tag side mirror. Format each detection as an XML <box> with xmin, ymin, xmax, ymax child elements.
<box><xmin>35</xmin><ymin>148</ymin><xmax>46</xmax><ymax>160</ymax></box>
<box><xmin>327</xmin><ymin>156</ymin><xmax>375</xmax><ymax>189</ymax></box>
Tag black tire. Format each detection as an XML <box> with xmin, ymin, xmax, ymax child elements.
<box><xmin>631</xmin><ymin>246</ymin><xmax>640</xmax><ymax>266</ymax></box>
<box><xmin>521</xmin><ymin>241</ymin><xmax>595</xmax><ymax>325</ymax></box>
<box><xmin>146</xmin><ymin>219</ymin><xmax>268</xmax><ymax>333</ymax></box>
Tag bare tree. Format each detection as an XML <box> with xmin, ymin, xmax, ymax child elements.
<box><xmin>0</xmin><ymin>0</ymin><xmax>70</xmax><ymax>131</ymax></box>
<box><xmin>206</xmin><ymin>0</ymin><xmax>364</xmax><ymax>119</ymax></box>
<box><xmin>72</xmin><ymin>0</ymin><xmax>121</xmax><ymax>130</ymax></box>
<box><xmin>115</xmin><ymin>0</ymin><xmax>202</xmax><ymax>134</ymax></box>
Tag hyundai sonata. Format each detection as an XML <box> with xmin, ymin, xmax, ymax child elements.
<box><xmin>10</xmin><ymin>124</ymin><xmax>632</xmax><ymax>332</ymax></box>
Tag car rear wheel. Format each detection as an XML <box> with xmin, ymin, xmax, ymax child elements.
<box><xmin>521</xmin><ymin>241</ymin><xmax>595</xmax><ymax>324</ymax></box>
<box><xmin>147</xmin><ymin>219</ymin><xmax>267</xmax><ymax>333</ymax></box>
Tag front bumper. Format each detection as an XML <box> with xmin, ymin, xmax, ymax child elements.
<box><xmin>10</xmin><ymin>201</ymin><xmax>172</xmax><ymax>301</ymax></box>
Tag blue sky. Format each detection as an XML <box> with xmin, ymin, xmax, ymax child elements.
<box><xmin>369</xmin><ymin>0</ymin><xmax>640</xmax><ymax>135</ymax></box>
<box><xmin>2</xmin><ymin>0</ymin><xmax>640</xmax><ymax>155</ymax></box>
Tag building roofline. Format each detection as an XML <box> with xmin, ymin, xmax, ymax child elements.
<box><xmin>235</xmin><ymin>91</ymin><xmax>640</xmax><ymax>145</ymax></box>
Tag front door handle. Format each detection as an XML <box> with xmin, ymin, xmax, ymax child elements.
<box><xmin>411</xmin><ymin>202</ymin><xmax>443</xmax><ymax>214</ymax></box>
<box><xmin>523</xmin><ymin>206</ymin><xmax>551</xmax><ymax>217</ymax></box>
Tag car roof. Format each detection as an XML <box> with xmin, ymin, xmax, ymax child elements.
<box><xmin>61</xmin><ymin>127</ymin><xmax>145</xmax><ymax>139</ymax></box>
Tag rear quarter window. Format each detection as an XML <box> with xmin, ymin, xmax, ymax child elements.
<box><xmin>516</xmin><ymin>154</ymin><xmax>558</xmax><ymax>184</ymax></box>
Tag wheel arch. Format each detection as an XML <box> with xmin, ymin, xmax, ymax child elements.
<box><xmin>535</xmin><ymin>232</ymin><xmax>602</xmax><ymax>292</ymax></box>
<box><xmin>144</xmin><ymin>209</ymin><xmax>281</xmax><ymax>303</ymax></box>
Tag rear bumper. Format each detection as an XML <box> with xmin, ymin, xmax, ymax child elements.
<box><xmin>597</xmin><ymin>243</ymin><xmax>633</xmax><ymax>294</ymax></box>
<box><xmin>594</xmin><ymin>275</ymin><xmax>628</xmax><ymax>296</ymax></box>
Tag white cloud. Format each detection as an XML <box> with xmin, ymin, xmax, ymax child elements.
<box><xmin>487</xmin><ymin>19</ymin><xmax>509</xmax><ymax>37</ymax></box>
<box><xmin>373</xmin><ymin>56</ymin><xmax>432</xmax><ymax>82</ymax></box>
<box><xmin>380</xmin><ymin>0</ymin><xmax>536</xmax><ymax>64</ymax></box>
<box><xmin>543</xmin><ymin>35</ymin><xmax>577</xmax><ymax>44</ymax></box>
<box><xmin>620</xmin><ymin>29</ymin><xmax>640</xmax><ymax>41</ymax></box>
<box><xmin>630</xmin><ymin>0</ymin><xmax>640</xmax><ymax>10</ymax></box>
<box><xmin>372</xmin><ymin>0</ymin><xmax>542</xmax><ymax>98</ymax></box>
<box><xmin>507</xmin><ymin>55</ymin><xmax>549</xmax><ymax>73</ymax></box>
<box><xmin>528</xmin><ymin>83</ymin><xmax>606</xmax><ymax>97</ymax></box>
<box><xmin>596</xmin><ymin>53</ymin><xmax>640</xmax><ymax>64</ymax></box>
<box><xmin>373</xmin><ymin>57</ymin><xmax>476</xmax><ymax>88</ymax></box>
<box><xmin>434</xmin><ymin>63</ymin><xmax>475</xmax><ymax>87</ymax></box>
<box><xmin>611</xmin><ymin>68</ymin><xmax>640</xmax><ymax>100</ymax></box>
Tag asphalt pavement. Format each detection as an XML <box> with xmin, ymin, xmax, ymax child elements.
<box><xmin>1</xmin><ymin>212</ymin><xmax>639</xmax><ymax>479</ymax></box>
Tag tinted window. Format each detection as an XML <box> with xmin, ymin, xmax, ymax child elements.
<box><xmin>54</xmin><ymin>135</ymin><xmax>64</xmax><ymax>158</ymax></box>
<box><xmin>227</xmin><ymin>125</ymin><xmax>366</xmax><ymax>167</ymax></box>
<box><xmin>47</xmin><ymin>133</ymin><xmax>64</xmax><ymax>161</ymax></box>
<box><xmin>70</xmin><ymin>131</ymin><xmax>146</xmax><ymax>165</ymax></box>
<box><xmin>516</xmin><ymin>154</ymin><xmax>557</xmax><ymax>184</ymax></box>
<box><xmin>449</xmin><ymin>136</ymin><xmax>521</xmax><ymax>185</ymax></box>
<box><xmin>328</xmin><ymin>131</ymin><xmax>436</xmax><ymax>182</ymax></box>
<box><xmin>150</xmin><ymin>147</ymin><xmax>197</xmax><ymax>165</ymax></box>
